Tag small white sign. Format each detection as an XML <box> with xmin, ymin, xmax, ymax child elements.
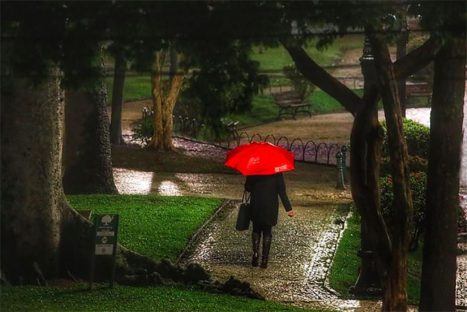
<box><xmin>95</xmin><ymin>244</ymin><xmax>114</xmax><ymax>255</ymax></box>
<box><xmin>97</xmin><ymin>230</ymin><xmax>115</xmax><ymax>237</ymax></box>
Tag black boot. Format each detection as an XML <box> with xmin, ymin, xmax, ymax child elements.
<box><xmin>251</xmin><ymin>232</ymin><xmax>261</xmax><ymax>267</ymax></box>
<box><xmin>260</xmin><ymin>235</ymin><xmax>272</xmax><ymax>269</ymax></box>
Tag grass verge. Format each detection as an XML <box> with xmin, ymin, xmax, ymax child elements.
<box><xmin>68</xmin><ymin>195</ymin><xmax>222</xmax><ymax>261</ymax></box>
<box><xmin>328</xmin><ymin>207</ymin><xmax>423</xmax><ymax>305</ymax></box>
<box><xmin>0</xmin><ymin>284</ymin><xmax>324</xmax><ymax>312</ymax></box>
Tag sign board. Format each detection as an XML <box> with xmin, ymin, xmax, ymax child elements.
<box><xmin>94</xmin><ymin>214</ymin><xmax>119</xmax><ymax>256</ymax></box>
<box><xmin>89</xmin><ymin>214</ymin><xmax>119</xmax><ymax>289</ymax></box>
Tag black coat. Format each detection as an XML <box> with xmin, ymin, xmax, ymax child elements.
<box><xmin>244</xmin><ymin>173</ymin><xmax>292</xmax><ymax>226</ymax></box>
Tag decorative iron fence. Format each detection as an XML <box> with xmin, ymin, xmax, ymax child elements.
<box><xmin>133</xmin><ymin>107</ymin><xmax>350</xmax><ymax>168</ymax></box>
<box><xmin>219</xmin><ymin>131</ymin><xmax>349</xmax><ymax>167</ymax></box>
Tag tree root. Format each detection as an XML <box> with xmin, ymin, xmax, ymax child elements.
<box><xmin>117</xmin><ymin>246</ymin><xmax>264</xmax><ymax>300</ymax></box>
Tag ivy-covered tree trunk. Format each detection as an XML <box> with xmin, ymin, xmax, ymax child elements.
<box><xmin>110</xmin><ymin>54</ymin><xmax>127</xmax><ymax>145</ymax></box>
<box><xmin>63</xmin><ymin>76</ymin><xmax>118</xmax><ymax>194</ymax></box>
<box><xmin>370</xmin><ymin>31</ymin><xmax>413</xmax><ymax>312</ymax></box>
<box><xmin>419</xmin><ymin>34</ymin><xmax>466</xmax><ymax>312</ymax></box>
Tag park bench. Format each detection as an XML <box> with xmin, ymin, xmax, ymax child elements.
<box><xmin>406</xmin><ymin>82</ymin><xmax>432</xmax><ymax>105</ymax></box>
<box><xmin>272</xmin><ymin>91</ymin><xmax>312</xmax><ymax>119</ymax></box>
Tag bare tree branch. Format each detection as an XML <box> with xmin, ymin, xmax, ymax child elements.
<box><xmin>394</xmin><ymin>36</ymin><xmax>441</xmax><ymax>80</ymax></box>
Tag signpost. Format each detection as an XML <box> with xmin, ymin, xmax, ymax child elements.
<box><xmin>89</xmin><ymin>214</ymin><xmax>119</xmax><ymax>289</ymax></box>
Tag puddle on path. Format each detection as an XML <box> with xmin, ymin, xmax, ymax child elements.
<box><xmin>113</xmin><ymin>168</ymin><xmax>154</xmax><ymax>194</ymax></box>
<box><xmin>114</xmin><ymin>168</ymin><xmax>246</xmax><ymax>198</ymax></box>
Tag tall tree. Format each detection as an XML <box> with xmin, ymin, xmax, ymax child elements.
<box><xmin>107</xmin><ymin>3</ymin><xmax>142</xmax><ymax>145</ymax></box>
<box><xmin>109</xmin><ymin>52</ymin><xmax>127</xmax><ymax>145</ymax></box>
<box><xmin>60</xmin><ymin>3</ymin><xmax>118</xmax><ymax>194</ymax></box>
<box><xmin>278</xmin><ymin>2</ymin><xmax>441</xmax><ymax>308</ymax></box>
<box><xmin>63</xmin><ymin>64</ymin><xmax>118</xmax><ymax>194</ymax></box>
<box><xmin>1</xmin><ymin>67</ymin><xmax>70</xmax><ymax>283</ymax></box>
<box><xmin>369</xmin><ymin>27</ymin><xmax>414</xmax><ymax>311</ymax></box>
<box><xmin>1</xmin><ymin>1</ymin><xmax>118</xmax><ymax>282</ymax></box>
<box><xmin>419</xmin><ymin>3</ymin><xmax>466</xmax><ymax>310</ymax></box>
<box><xmin>148</xmin><ymin>48</ymin><xmax>186</xmax><ymax>150</ymax></box>
<box><xmin>395</xmin><ymin>7</ymin><xmax>408</xmax><ymax>116</ymax></box>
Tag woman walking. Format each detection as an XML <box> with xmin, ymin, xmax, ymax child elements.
<box><xmin>245</xmin><ymin>172</ymin><xmax>295</xmax><ymax>268</ymax></box>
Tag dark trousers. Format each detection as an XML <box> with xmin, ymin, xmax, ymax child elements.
<box><xmin>252</xmin><ymin>222</ymin><xmax>272</xmax><ymax>237</ymax></box>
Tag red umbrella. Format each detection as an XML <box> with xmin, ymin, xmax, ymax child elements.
<box><xmin>224</xmin><ymin>142</ymin><xmax>295</xmax><ymax>176</ymax></box>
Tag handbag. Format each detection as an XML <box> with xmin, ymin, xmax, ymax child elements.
<box><xmin>235</xmin><ymin>191</ymin><xmax>251</xmax><ymax>231</ymax></box>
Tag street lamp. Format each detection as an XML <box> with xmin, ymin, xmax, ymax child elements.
<box><xmin>349</xmin><ymin>34</ymin><xmax>382</xmax><ymax>297</ymax></box>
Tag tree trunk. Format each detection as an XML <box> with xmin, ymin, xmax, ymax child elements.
<box><xmin>110</xmin><ymin>55</ymin><xmax>127</xmax><ymax>145</ymax></box>
<box><xmin>419</xmin><ymin>35</ymin><xmax>466</xmax><ymax>312</ymax></box>
<box><xmin>1</xmin><ymin>69</ymin><xmax>158</xmax><ymax>284</ymax></box>
<box><xmin>148</xmin><ymin>50</ymin><xmax>185</xmax><ymax>151</ymax></box>
<box><xmin>369</xmin><ymin>31</ymin><xmax>413</xmax><ymax>312</ymax></box>
<box><xmin>162</xmin><ymin>73</ymin><xmax>184</xmax><ymax>150</ymax></box>
<box><xmin>396</xmin><ymin>22</ymin><xmax>408</xmax><ymax>117</ymax></box>
<box><xmin>63</xmin><ymin>76</ymin><xmax>118</xmax><ymax>194</ymax></box>
<box><xmin>350</xmin><ymin>89</ymin><xmax>392</xmax><ymax>295</ymax></box>
<box><xmin>149</xmin><ymin>51</ymin><xmax>165</xmax><ymax>150</ymax></box>
<box><xmin>1</xmin><ymin>69</ymin><xmax>88</xmax><ymax>283</ymax></box>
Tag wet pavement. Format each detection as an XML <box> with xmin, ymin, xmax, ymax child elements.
<box><xmin>179</xmin><ymin>200</ymin><xmax>374</xmax><ymax>311</ymax></box>
<box><xmin>113</xmin><ymin>83</ymin><xmax>467</xmax><ymax>310</ymax></box>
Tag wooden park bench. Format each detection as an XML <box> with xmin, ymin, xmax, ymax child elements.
<box><xmin>406</xmin><ymin>82</ymin><xmax>432</xmax><ymax>105</ymax></box>
<box><xmin>272</xmin><ymin>91</ymin><xmax>312</xmax><ymax>119</ymax></box>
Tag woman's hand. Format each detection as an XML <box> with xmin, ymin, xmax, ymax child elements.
<box><xmin>287</xmin><ymin>210</ymin><xmax>296</xmax><ymax>217</ymax></box>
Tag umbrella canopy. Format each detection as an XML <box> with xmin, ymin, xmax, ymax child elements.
<box><xmin>224</xmin><ymin>142</ymin><xmax>295</xmax><ymax>176</ymax></box>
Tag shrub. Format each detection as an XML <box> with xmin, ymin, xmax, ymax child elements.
<box><xmin>131</xmin><ymin>114</ymin><xmax>153</xmax><ymax>145</ymax></box>
<box><xmin>382</xmin><ymin>119</ymin><xmax>430</xmax><ymax>158</ymax></box>
<box><xmin>380</xmin><ymin>155</ymin><xmax>428</xmax><ymax>176</ymax></box>
<box><xmin>380</xmin><ymin>172</ymin><xmax>427</xmax><ymax>250</ymax></box>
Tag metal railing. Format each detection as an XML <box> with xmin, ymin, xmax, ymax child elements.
<box><xmin>220</xmin><ymin>131</ymin><xmax>349</xmax><ymax>167</ymax></box>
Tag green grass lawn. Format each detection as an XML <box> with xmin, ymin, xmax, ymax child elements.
<box><xmin>328</xmin><ymin>208</ymin><xmax>423</xmax><ymax>305</ymax></box>
<box><xmin>68</xmin><ymin>195</ymin><xmax>222</xmax><ymax>261</ymax></box>
<box><xmin>106</xmin><ymin>75</ymin><xmax>152</xmax><ymax>102</ymax></box>
<box><xmin>0</xmin><ymin>284</ymin><xmax>324</xmax><ymax>312</ymax></box>
<box><xmin>3</xmin><ymin>194</ymin><xmax>326</xmax><ymax>312</ymax></box>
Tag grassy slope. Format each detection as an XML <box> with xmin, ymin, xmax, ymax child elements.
<box><xmin>1</xmin><ymin>284</ymin><xmax>322</xmax><ymax>312</ymax></box>
<box><xmin>68</xmin><ymin>195</ymin><xmax>222</xmax><ymax>261</ymax></box>
<box><xmin>328</xmin><ymin>209</ymin><xmax>423</xmax><ymax>304</ymax></box>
